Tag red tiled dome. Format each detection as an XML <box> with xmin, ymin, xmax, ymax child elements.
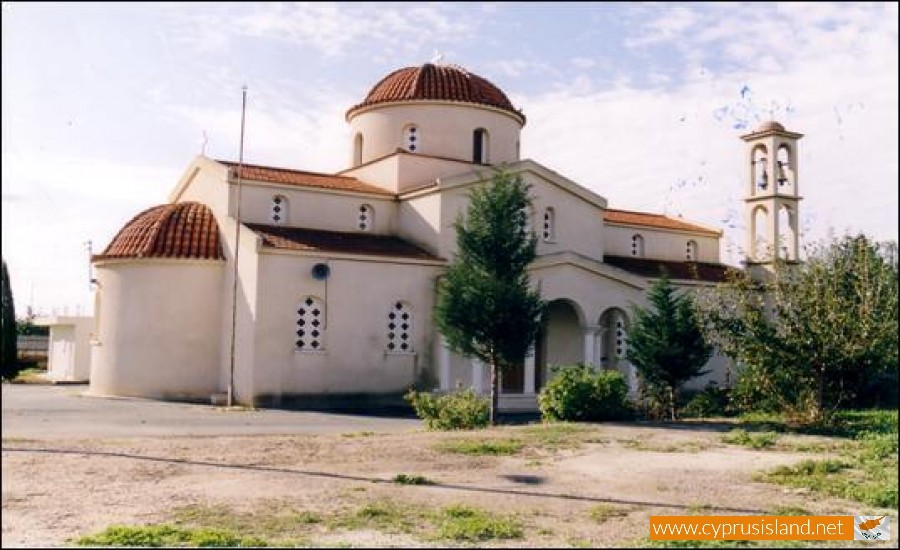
<box><xmin>346</xmin><ymin>63</ymin><xmax>525</xmax><ymax>124</ymax></box>
<box><xmin>94</xmin><ymin>202</ymin><xmax>224</xmax><ymax>261</ymax></box>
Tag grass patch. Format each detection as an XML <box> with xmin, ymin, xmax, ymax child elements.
<box><xmin>619</xmin><ymin>438</ymin><xmax>712</xmax><ymax>453</ymax></box>
<box><xmin>588</xmin><ymin>504</ymin><xmax>628</xmax><ymax>523</ymax></box>
<box><xmin>760</xmin><ymin>411</ymin><xmax>898</xmax><ymax>508</ymax></box>
<box><xmin>766</xmin><ymin>505</ymin><xmax>810</xmax><ymax>516</ymax></box>
<box><xmin>10</xmin><ymin>367</ymin><xmax>48</xmax><ymax>384</ymax></box>
<box><xmin>687</xmin><ymin>503</ymin><xmax>713</xmax><ymax>515</ymax></box>
<box><xmin>721</xmin><ymin>429</ymin><xmax>778</xmax><ymax>449</ymax></box>
<box><xmin>327</xmin><ymin>500</ymin><xmax>427</xmax><ymax>534</ymax></box>
<box><xmin>520</xmin><ymin>422</ymin><xmax>600</xmax><ymax>451</ymax></box>
<box><xmin>341</xmin><ymin>431</ymin><xmax>375</xmax><ymax>438</ymax></box>
<box><xmin>430</xmin><ymin>504</ymin><xmax>523</xmax><ymax>542</ymax></box>
<box><xmin>172</xmin><ymin>502</ymin><xmax>318</xmax><ymax>543</ymax></box>
<box><xmin>74</xmin><ymin>524</ymin><xmax>268</xmax><ymax>547</ymax></box>
<box><xmin>392</xmin><ymin>473</ymin><xmax>434</xmax><ymax>485</ymax></box>
<box><xmin>435</xmin><ymin>437</ymin><xmax>524</xmax><ymax>456</ymax></box>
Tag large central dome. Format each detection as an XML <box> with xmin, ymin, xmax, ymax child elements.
<box><xmin>346</xmin><ymin>63</ymin><xmax>525</xmax><ymax>124</ymax></box>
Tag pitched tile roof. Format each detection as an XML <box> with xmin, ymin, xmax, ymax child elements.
<box><xmin>94</xmin><ymin>202</ymin><xmax>224</xmax><ymax>261</ymax></box>
<box><xmin>603</xmin><ymin>255</ymin><xmax>737</xmax><ymax>283</ymax></box>
<box><xmin>218</xmin><ymin>160</ymin><xmax>393</xmax><ymax>196</ymax></box>
<box><xmin>604</xmin><ymin>208</ymin><xmax>721</xmax><ymax>236</ymax></box>
<box><xmin>346</xmin><ymin>63</ymin><xmax>525</xmax><ymax>124</ymax></box>
<box><xmin>246</xmin><ymin>223</ymin><xmax>442</xmax><ymax>262</ymax></box>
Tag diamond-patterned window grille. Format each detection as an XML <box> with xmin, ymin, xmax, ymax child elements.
<box><xmin>631</xmin><ymin>234</ymin><xmax>644</xmax><ymax>257</ymax></box>
<box><xmin>387</xmin><ymin>301</ymin><xmax>413</xmax><ymax>353</ymax></box>
<box><xmin>542</xmin><ymin>207</ymin><xmax>555</xmax><ymax>242</ymax></box>
<box><xmin>404</xmin><ymin>125</ymin><xmax>418</xmax><ymax>153</ymax></box>
<box><xmin>358</xmin><ymin>204</ymin><xmax>373</xmax><ymax>231</ymax></box>
<box><xmin>686</xmin><ymin>240</ymin><xmax>697</xmax><ymax>261</ymax></box>
<box><xmin>271</xmin><ymin>195</ymin><xmax>288</xmax><ymax>225</ymax></box>
<box><xmin>296</xmin><ymin>296</ymin><xmax>325</xmax><ymax>351</ymax></box>
<box><xmin>615</xmin><ymin>318</ymin><xmax>626</xmax><ymax>359</ymax></box>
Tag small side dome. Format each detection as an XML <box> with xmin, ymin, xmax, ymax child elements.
<box><xmin>95</xmin><ymin>202</ymin><xmax>224</xmax><ymax>261</ymax></box>
<box><xmin>756</xmin><ymin>120</ymin><xmax>785</xmax><ymax>132</ymax></box>
<box><xmin>346</xmin><ymin>63</ymin><xmax>525</xmax><ymax>124</ymax></box>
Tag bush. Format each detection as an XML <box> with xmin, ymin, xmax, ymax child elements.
<box><xmin>405</xmin><ymin>388</ymin><xmax>489</xmax><ymax>430</ymax></box>
<box><xmin>538</xmin><ymin>365</ymin><xmax>631</xmax><ymax>422</ymax></box>
<box><xmin>680</xmin><ymin>386</ymin><xmax>733</xmax><ymax>418</ymax></box>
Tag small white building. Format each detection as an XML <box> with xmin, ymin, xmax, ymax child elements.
<box><xmin>33</xmin><ymin>316</ymin><xmax>93</xmax><ymax>382</ymax></box>
<box><xmin>87</xmin><ymin>63</ymin><xmax>802</xmax><ymax>410</ymax></box>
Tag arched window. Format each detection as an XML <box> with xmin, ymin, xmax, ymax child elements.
<box><xmin>752</xmin><ymin>206</ymin><xmax>769</xmax><ymax>261</ymax></box>
<box><xmin>357</xmin><ymin>204</ymin><xmax>373</xmax><ymax>231</ymax></box>
<box><xmin>778</xmin><ymin>205</ymin><xmax>795</xmax><ymax>260</ymax></box>
<box><xmin>296</xmin><ymin>296</ymin><xmax>325</xmax><ymax>352</ymax></box>
<box><xmin>403</xmin><ymin>124</ymin><xmax>419</xmax><ymax>153</ymax></box>
<box><xmin>631</xmin><ymin>234</ymin><xmax>644</xmax><ymax>257</ymax></box>
<box><xmin>542</xmin><ymin>207</ymin><xmax>555</xmax><ymax>242</ymax></box>
<box><xmin>473</xmin><ymin>128</ymin><xmax>489</xmax><ymax>164</ymax></box>
<box><xmin>271</xmin><ymin>195</ymin><xmax>288</xmax><ymax>225</ymax></box>
<box><xmin>751</xmin><ymin>145</ymin><xmax>768</xmax><ymax>195</ymax></box>
<box><xmin>387</xmin><ymin>301</ymin><xmax>413</xmax><ymax>353</ymax></box>
<box><xmin>686</xmin><ymin>240</ymin><xmax>698</xmax><ymax>261</ymax></box>
<box><xmin>353</xmin><ymin>133</ymin><xmax>364</xmax><ymax>167</ymax></box>
<box><xmin>776</xmin><ymin>144</ymin><xmax>792</xmax><ymax>190</ymax></box>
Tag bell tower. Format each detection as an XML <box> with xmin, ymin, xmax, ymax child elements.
<box><xmin>740</xmin><ymin>120</ymin><xmax>803</xmax><ymax>279</ymax></box>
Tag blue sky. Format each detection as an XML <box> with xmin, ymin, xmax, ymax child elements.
<box><xmin>2</xmin><ymin>2</ymin><xmax>898</xmax><ymax>317</ymax></box>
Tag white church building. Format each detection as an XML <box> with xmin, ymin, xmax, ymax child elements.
<box><xmin>88</xmin><ymin>63</ymin><xmax>802</xmax><ymax>411</ymax></box>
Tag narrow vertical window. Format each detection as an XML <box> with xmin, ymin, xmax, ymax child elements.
<box><xmin>686</xmin><ymin>240</ymin><xmax>697</xmax><ymax>261</ymax></box>
<box><xmin>631</xmin><ymin>234</ymin><xmax>644</xmax><ymax>257</ymax></box>
<box><xmin>271</xmin><ymin>195</ymin><xmax>288</xmax><ymax>225</ymax></box>
<box><xmin>404</xmin><ymin>125</ymin><xmax>418</xmax><ymax>153</ymax></box>
<box><xmin>296</xmin><ymin>296</ymin><xmax>325</xmax><ymax>351</ymax></box>
<box><xmin>387</xmin><ymin>302</ymin><xmax>413</xmax><ymax>353</ymax></box>
<box><xmin>542</xmin><ymin>207</ymin><xmax>555</xmax><ymax>242</ymax></box>
<box><xmin>357</xmin><ymin>204</ymin><xmax>373</xmax><ymax>232</ymax></box>
<box><xmin>473</xmin><ymin>128</ymin><xmax>488</xmax><ymax>164</ymax></box>
<box><xmin>353</xmin><ymin>133</ymin><xmax>364</xmax><ymax>167</ymax></box>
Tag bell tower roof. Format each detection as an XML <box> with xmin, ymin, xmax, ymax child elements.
<box><xmin>740</xmin><ymin>119</ymin><xmax>804</xmax><ymax>141</ymax></box>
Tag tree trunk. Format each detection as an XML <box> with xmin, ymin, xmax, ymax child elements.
<box><xmin>814</xmin><ymin>365</ymin><xmax>825</xmax><ymax>422</ymax></box>
<box><xmin>668</xmin><ymin>385</ymin><xmax>676</xmax><ymax>421</ymax></box>
<box><xmin>489</xmin><ymin>360</ymin><xmax>499</xmax><ymax>426</ymax></box>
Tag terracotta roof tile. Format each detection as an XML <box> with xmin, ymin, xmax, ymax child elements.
<box><xmin>218</xmin><ymin>160</ymin><xmax>393</xmax><ymax>196</ymax></box>
<box><xmin>604</xmin><ymin>255</ymin><xmax>737</xmax><ymax>283</ymax></box>
<box><xmin>94</xmin><ymin>202</ymin><xmax>224</xmax><ymax>261</ymax></box>
<box><xmin>347</xmin><ymin>63</ymin><xmax>525</xmax><ymax>124</ymax></box>
<box><xmin>604</xmin><ymin>208</ymin><xmax>721</xmax><ymax>236</ymax></box>
<box><xmin>246</xmin><ymin>223</ymin><xmax>442</xmax><ymax>262</ymax></box>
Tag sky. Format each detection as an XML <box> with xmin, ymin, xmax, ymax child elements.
<box><xmin>2</xmin><ymin>2</ymin><xmax>898</xmax><ymax>318</ymax></box>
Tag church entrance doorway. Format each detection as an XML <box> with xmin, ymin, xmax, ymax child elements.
<box><xmin>535</xmin><ymin>299</ymin><xmax>583</xmax><ymax>392</ymax></box>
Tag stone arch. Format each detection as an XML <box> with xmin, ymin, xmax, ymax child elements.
<box><xmin>751</xmin><ymin>205</ymin><xmax>769</xmax><ymax>261</ymax></box>
<box><xmin>751</xmin><ymin>144</ymin><xmax>768</xmax><ymax>195</ymax></box>
<box><xmin>534</xmin><ymin>298</ymin><xmax>586</xmax><ymax>392</ymax></box>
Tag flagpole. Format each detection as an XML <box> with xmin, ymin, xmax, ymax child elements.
<box><xmin>227</xmin><ymin>85</ymin><xmax>247</xmax><ymax>408</ymax></box>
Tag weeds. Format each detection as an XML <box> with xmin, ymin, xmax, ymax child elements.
<box><xmin>721</xmin><ymin>429</ymin><xmax>778</xmax><ymax>449</ymax></box>
<box><xmin>74</xmin><ymin>524</ymin><xmax>268</xmax><ymax>547</ymax></box>
<box><xmin>392</xmin><ymin>473</ymin><xmax>434</xmax><ymax>485</ymax></box>
<box><xmin>435</xmin><ymin>438</ymin><xmax>524</xmax><ymax>456</ymax></box>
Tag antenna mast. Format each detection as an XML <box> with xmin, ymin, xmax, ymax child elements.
<box><xmin>227</xmin><ymin>85</ymin><xmax>248</xmax><ymax>408</ymax></box>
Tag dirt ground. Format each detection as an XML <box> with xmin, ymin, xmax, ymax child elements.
<box><xmin>3</xmin><ymin>419</ymin><xmax>893</xmax><ymax>548</ymax></box>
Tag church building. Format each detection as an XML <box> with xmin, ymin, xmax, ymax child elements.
<box><xmin>88</xmin><ymin>63</ymin><xmax>802</xmax><ymax>411</ymax></box>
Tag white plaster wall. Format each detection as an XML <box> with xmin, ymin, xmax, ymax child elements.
<box><xmin>397</xmin><ymin>193</ymin><xmax>443</xmax><ymax>257</ymax></box>
<box><xmin>170</xmin><ymin>157</ymin><xmax>231</xmax><ymax>221</ymax></box>
<box><xmin>89</xmin><ymin>260</ymin><xmax>224</xmax><ymax>400</ymax></box>
<box><xmin>48</xmin><ymin>325</ymin><xmax>75</xmax><ymax>381</ymax></box>
<box><xmin>229</xmin><ymin>185</ymin><xmax>398</xmax><ymax>234</ymax></box>
<box><xmin>604</xmin><ymin>224</ymin><xmax>721</xmax><ymax>263</ymax></box>
<box><xmin>349</xmin><ymin>103</ymin><xmax>521</xmax><ymax>166</ymax></box>
<box><xmin>250</xmin><ymin>251</ymin><xmax>444</xmax><ymax>398</ymax></box>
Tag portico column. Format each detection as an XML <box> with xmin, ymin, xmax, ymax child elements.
<box><xmin>439</xmin><ymin>337</ymin><xmax>451</xmax><ymax>391</ymax></box>
<box><xmin>596</xmin><ymin>328</ymin><xmax>607</xmax><ymax>370</ymax></box>
<box><xmin>471</xmin><ymin>358</ymin><xmax>485</xmax><ymax>394</ymax></box>
<box><xmin>583</xmin><ymin>328</ymin><xmax>597</xmax><ymax>366</ymax></box>
<box><xmin>524</xmin><ymin>344</ymin><xmax>536</xmax><ymax>394</ymax></box>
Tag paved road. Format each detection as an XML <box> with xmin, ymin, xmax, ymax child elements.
<box><xmin>1</xmin><ymin>384</ymin><xmax>421</xmax><ymax>439</ymax></box>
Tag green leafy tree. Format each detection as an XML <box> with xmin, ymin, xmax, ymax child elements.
<box><xmin>626</xmin><ymin>276</ymin><xmax>713</xmax><ymax>420</ymax></box>
<box><xmin>434</xmin><ymin>171</ymin><xmax>545</xmax><ymax>425</ymax></box>
<box><xmin>697</xmin><ymin>235</ymin><xmax>898</xmax><ymax>421</ymax></box>
<box><xmin>2</xmin><ymin>258</ymin><xmax>20</xmax><ymax>379</ymax></box>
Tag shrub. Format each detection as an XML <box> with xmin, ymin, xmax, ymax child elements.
<box><xmin>405</xmin><ymin>388</ymin><xmax>489</xmax><ymax>430</ymax></box>
<box><xmin>538</xmin><ymin>365</ymin><xmax>631</xmax><ymax>422</ymax></box>
<box><xmin>680</xmin><ymin>386</ymin><xmax>733</xmax><ymax>418</ymax></box>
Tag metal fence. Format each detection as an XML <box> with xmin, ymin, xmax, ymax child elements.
<box><xmin>17</xmin><ymin>335</ymin><xmax>49</xmax><ymax>354</ymax></box>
